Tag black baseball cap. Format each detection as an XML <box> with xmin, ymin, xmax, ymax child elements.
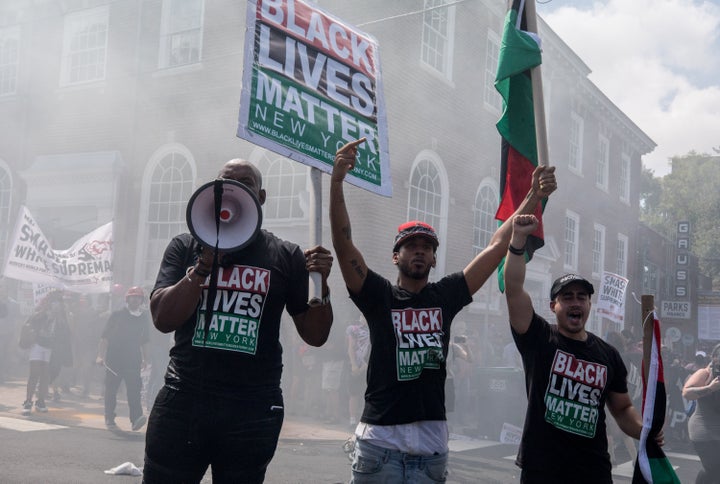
<box><xmin>550</xmin><ymin>274</ymin><xmax>594</xmax><ymax>300</ymax></box>
<box><xmin>393</xmin><ymin>221</ymin><xmax>439</xmax><ymax>253</ymax></box>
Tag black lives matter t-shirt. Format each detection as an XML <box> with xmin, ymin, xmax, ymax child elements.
<box><xmin>513</xmin><ymin>313</ymin><xmax>628</xmax><ymax>483</ymax></box>
<box><xmin>153</xmin><ymin>231</ymin><xmax>308</xmax><ymax>395</ymax></box>
<box><xmin>350</xmin><ymin>269</ymin><xmax>472</xmax><ymax>425</ymax></box>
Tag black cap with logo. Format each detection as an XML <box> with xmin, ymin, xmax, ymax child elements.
<box><xmin>550</xmin><ymin>274</ymin><xmax>594</xmax><ymax>300</ymax></box>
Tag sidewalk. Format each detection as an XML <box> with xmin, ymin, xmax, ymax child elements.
<box><xmin>0</xmin><ymin>379</ymin><xmax>351</xmax><ymax>441</ymax></box>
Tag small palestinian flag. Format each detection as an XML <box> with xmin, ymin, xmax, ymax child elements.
<box><xmin>632</xmin><ymin>313</ymin><xmax>681</xmax><ymax>484</ymax></box>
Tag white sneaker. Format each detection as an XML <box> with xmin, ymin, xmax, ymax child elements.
<box><xmin>35</xmin><ymin>400</ymin><xmax>48</xmax><ymax>413</ymax></box>
<box><xmin>131</xmin><ymin>415</ymin><xmax>147</xmax><ymax>431</ymax></box>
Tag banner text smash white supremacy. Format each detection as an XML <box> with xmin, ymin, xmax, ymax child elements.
<box><xmin>544</xmin><ymin>350</ymin><xmax>606</xmax><ymax>438</ymax></box>
<box><xmin>239</xmin><ymin>0</ymin><xmax>389</xmax><ymax>195</ymax></box>
<box><xmin>3</xmin><ymin>206</ymin><xmax>113</xmax><ymax>293</ymax></box>
<box><xmin>194</xmin><ymin>265</ymin><xmax>269</xmax><ymax>354</ymax></box>
<box><xmin>392</xmin><ymin>307</ymin><xmax>444</xmax><ymax>381</ymax></box>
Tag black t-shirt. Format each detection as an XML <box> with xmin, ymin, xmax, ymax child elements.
<box><xmin>102</xmin><ymin>307</ymin><xmax>150</xmax><ymax>370</ymax></box>
<box><xmin>512</xmin><ymin>313</ymin><xmax>629</xmax><ymax>483</ymax></box>
<box><xmin>350</xmin><ymin>269</ymin><xmax>472</xmax><ymax>425</ymax></box>
<box><xmin>152</xmin><ymin>231</ymin><xmax>309</xmax><ymax>395</ymax></box>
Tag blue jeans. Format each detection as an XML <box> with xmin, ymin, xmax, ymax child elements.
<box><xmin>143</xmin><ymin>385</ymin><xmax>284</xmax><ymax>484</ymax></box>
<box><xmin>351</xmin><ymin>439</ymin><xmax>448</xmax><ymax>483</ymax></box>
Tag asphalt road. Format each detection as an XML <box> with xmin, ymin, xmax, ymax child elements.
<box><xmin>0</xmin><ymin>378</ymin><xmax>703</xmax><ymax>483</ymax></box>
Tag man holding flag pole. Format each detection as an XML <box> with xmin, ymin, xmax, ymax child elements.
<box><xmin>503</xmin><ymin>215</ymin><xmax>655</xmax><ymax>483</ymax></box>
<box><xmin>498</xmin><ymin>1</ymin><xmax>666</xmax><ymax>483</ymax></box>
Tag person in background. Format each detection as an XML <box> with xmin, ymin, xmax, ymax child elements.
<box><xmin>96</xmin><ymin>286</ymin><xmax>150</xmax><ymax>431</ymax></box>
<box><xmin>682</xmin><ymin>343</ymin><xmax>720</xmax><ymax>484</ymax></box>
<box><xmin>346</xmin><ymin>317</ymin><xmax>369</xmax><ymax>430</ymax></box>
<box><xmin>320</xmin><ymin>325</ymin><xmax>346</xmax><ymax>425</ymax></box>
<box><xmin>605</xmin><ymin>331</ymin><xmax>638</xmax><ymax>465</ymax></box>
<box><xmin>21</xmin><ymin>291</ymin><xmax>67</xmax><ymax>415</ymax></box>
<box><xmin>686</xmin><ymin>351</ymin><xmax>708</xmax><ymax>373</ymax></box>
<box><xmin>143</xmin><ymin>159</ymin><xmax>334</xmax><ymax>483</ymax></box>
<box><xmin>71</xmin><ymin>295</ymin><xmax>103</xmax><ymax>398</ymax></box>
<box><xmin>503</xmin><ymin>214</ymin><xmax>659</xmax><ymax>484</ymax></box>
<box><xmin>48</xmin><ymin>294</ymin><xmax>73</xmax><ymax>401</ymax></box>
<box><xmin>330</xmin><ymin>138</ymin><xmax>555</xmax><ymax>483</ymax></box>
<box><xmin>144</xmin><ymin>321</ymin><xmax>172</xmax><ymax>411</ymax></box>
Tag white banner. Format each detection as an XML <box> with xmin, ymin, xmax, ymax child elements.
<box><xmin>596</xmin><ymin>271</ymin><xmax>628</xmax><ymax>324</ymax></box>
<box><xmin>237</xmin><ymin>0</ymin><xmax>392</xmax><ymax>196</ymax></box>
<box><xmin>2</xmin><ymin>206</ymin><xmax>113</xmax><ymax>293</ymax></box>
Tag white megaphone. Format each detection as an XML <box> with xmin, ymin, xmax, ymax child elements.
<box><xmin>186</xmin><ymin>179</ymin><xmax>262</xmax><ymax>251</ymax></box>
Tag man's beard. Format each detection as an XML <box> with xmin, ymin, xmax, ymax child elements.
<box><xmin>397</xmin><ymin>260</ymin><xmax>432</xmax><ymax>280</ymax></box>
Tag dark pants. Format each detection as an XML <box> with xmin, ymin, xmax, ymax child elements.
<box><xmin>694</xmin><ymin>440</ymin><xmax>720</xmax><ymax>484</ymax></box>
<box><xmin>104</xmin><ymin>365</ymin><xmax>143</xmax><ymax>424</ymax></box>
<box><xmin>143</xmin><ymin>385</ymin><xmax>284</xmax><ymax>484</ymax></box>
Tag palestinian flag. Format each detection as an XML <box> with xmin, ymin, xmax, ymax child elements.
<box><xmin>632</xmin><ymin>313</ymin><xmax>681</xmax><ymax>484</ymax></box>
<box><xmin>494</xmin><ymin>0</ymin><xmax>544</xmax><ymax>291</ymax></box>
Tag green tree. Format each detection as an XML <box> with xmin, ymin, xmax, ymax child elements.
<box><xmin>641</xmin><ymin>152</ymin><xmax>720</xmax><ymax>286</ymax></box>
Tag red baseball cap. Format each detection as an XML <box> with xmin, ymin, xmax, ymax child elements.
<box><xmin>393</xmin><ymin>221</ymin><xmax>439</xmax><ymax>252</ymax></box>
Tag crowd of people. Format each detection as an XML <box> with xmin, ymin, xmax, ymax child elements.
<box><xmin>2</xmin><ymin>142</ymin><xmax>718</xmax><ymax>484</ymax></box>
<box><xmin>1</xmin><ymin>285</ymin><xmax>171</xmax><ymax>427</ymax></box>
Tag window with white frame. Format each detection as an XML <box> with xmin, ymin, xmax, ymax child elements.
<box><xmin>596</xmin><ymin>134</ymin><xmax>609</xmax><ymax>190</ymax></box>
<box><xmin>473</xmin><ymin>181</ymin><xmax>499</xmax><ymax>302</ymax></box>
<box><xmin>408</xmin><ymin>158</ymin><xmax>443</xmax><ymax>237</ymax></box>
<box><xmin>59</xmin><ymin>6</ymin><xmax>108</xmax><ymax>86</ymax></box>
<box><xmin>483</xmin><ymin>30</ymin><xmax>502</xmax><ymax>112</ymax></box>
<box><xmin>564</xmin><ymin>210</ymin><xmax>579</xmax><ymax>270</ymax></box>
<box><xmin>569</xmin><ymin>112</ymin><xmax>584</xmax><ymax>173</ymax></box>
<box><xmin>620</xmin><ymin>152</ymin><xmax>630</xmax><ymax>203</ymax></box>
<box><xmin>159</xmin><ymin>0</ymin><xmax>204</xmax><ymax>69</ymax></box>
<box><xmin>256</xmin><ymin>155</ymin><xmax>307</xmax><ymax>221</ymax></box>
<box><xmin>0</xmin><ymin>26</ymin><xmax>19</xmax><ymax>96</ymax></box>
<box><xmin>472</xmin><ymin>182</ymin><xmax>498</xmax><ymax>255</ymax></box>
<box><xmin>142</xmin><ymin>152</ymin><xmax>195</xmax><ymax>282</ymax></box>
<box><xmin>592</xmin><ymin>223</ymin><xmax>605</xmax><ymax>277</ymax></box>
<box><xmin>421</xmin><ymin>0</ymin><xmax>455</xmax><ymax>80</ymax></box>
<box><xmin>0</xmin><ymin>163</ymin><xmax>11</xmax><ymax>268</ymax></box>
<box><xmin>616</xmin><ymin>234</ymin><xmax>628</xmax><ymax>277</ymax></box>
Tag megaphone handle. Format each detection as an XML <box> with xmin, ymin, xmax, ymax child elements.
<box><xmin>308</xmin><ymin>271</ymin><xmax>322</xmax><ymax>305</ymax></box>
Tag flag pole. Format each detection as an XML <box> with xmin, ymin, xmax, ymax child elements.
<box><xmin>523</xmin><ymin>0</ymin><xmax>549</xmax><ymax>167</ymax></box>
<box><xmin>641</xmin><ymin>295</ymin><xmax>654</xmax><ymax>383</ymax></box>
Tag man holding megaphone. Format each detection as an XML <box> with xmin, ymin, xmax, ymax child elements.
<box><xmin>143</xmin><ymin>159</ymin><xmax>334</xmax><ymax>484</ymax></box>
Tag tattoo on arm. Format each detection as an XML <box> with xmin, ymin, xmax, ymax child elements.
<box><xmin>350</xmin><ymin>259</ymin><xmax>364</xmax><ymax>278</ymax></box>
<box><xmin>342</xmin><ymin>225</ymin><xmax>352</xmax><ymax>241</ymax></box>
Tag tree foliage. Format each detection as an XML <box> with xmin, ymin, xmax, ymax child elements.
<box><xmin>640</xmin><ymin>152</ymin><xmax>720</xmax><ymax>285</ymax></box>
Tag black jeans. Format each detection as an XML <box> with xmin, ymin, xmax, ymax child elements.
<box><xmin>143</xmin><ymin>385</ymin><xmax>284</xmax><ymax>484</ymax></box>
<box><xmin>104</xmin><ymin>366</ymin><xmax>143</xmax><ymax>424</ymax></box>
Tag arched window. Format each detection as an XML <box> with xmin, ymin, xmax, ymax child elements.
<box><xmin>253</xmin><ymin>152</ymin><xmax>307</xmax><ymax>222</ymax></box>
<box><xmin>408</xmin><ymin>158</ymin><xmax>442</xmax><ymax>230</ymax></box>
<box><xmin>407</xmin><ymin>153</ymin><xmax>448</xmax><ymax>277</ymax></box>
<box><xmin>472</xmin><ymin>180</ymin><xmax>499</xmax><ymax>303</ymax></box>
<box><xmin>0</xmin><ymin>161</ymin><xmax>12</xmax><ymax>268</ymax></box>
<box><xmin>138</xmin><ymin>148</ymin><xmax>195</xmax><ymax>283</ymax></box>
<box><xmin>473</xmin><ymin>182</ymin><xmax>498</xmax><ymax>255</ymax></box>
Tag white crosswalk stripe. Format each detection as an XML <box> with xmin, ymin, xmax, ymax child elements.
<box><xmin>0</xmin><ymin>416</ymin><xmax>67</xmax><ymax>432</ymax></box>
